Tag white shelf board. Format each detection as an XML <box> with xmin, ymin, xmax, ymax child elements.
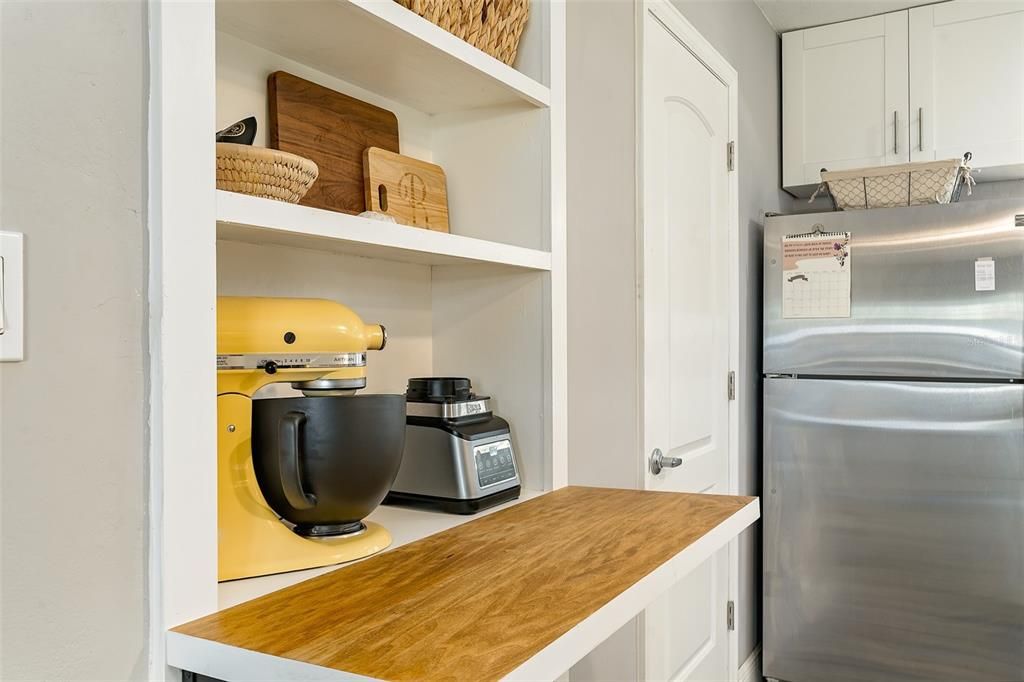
<box><xmin>215</xmin><ymin>0</ymin><xmax>550</xmax><ymax>114</ymax></box>
<box><xmin>218</xmin><ymin>488</ymin><xmax>546</xmax><ymax>609</ymax></box>
<box><xmin>216</xmin><ymin>191</ymin><xmax>552</xmax><ymax>270</ymax></box>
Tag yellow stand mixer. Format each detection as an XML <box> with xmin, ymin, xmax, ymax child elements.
<box><xmin>217</xmin><ymin>296</ymin><xmax>397</xmax><ymax>581</ymax></box>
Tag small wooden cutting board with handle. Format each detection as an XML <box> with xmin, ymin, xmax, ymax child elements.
<box><xmin>268</xmin><ymin>71</ymin><xmax>399</xmax><ymax>214</ymax></box>
<box><xmin>363</xmin><ymin>147</ymin><xmax>450</xmax><ymax>232</ymax></box>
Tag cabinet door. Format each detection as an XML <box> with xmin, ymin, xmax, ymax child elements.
<box><xmin>783</xmin><ymin>13</ymin><xmax>909</xmax><ymax>189</ymax></box>
<box><xmin>910</xmin><ymin>2</ymin><xmax>1024</xmax><ymax>170</ymax></box>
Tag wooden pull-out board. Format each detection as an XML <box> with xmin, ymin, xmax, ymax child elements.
<box><xmin>170</xmin><ymin>487</ymin><xmax>759</xmax><ymax>681</ymax></box>
<box><xmin>364</xmin><ymin>147</ymin><xmax>449</xmax><ymax>232</ymax></box>
<box><xmin>268</xmin><ymin>71</ymin><xmax>399</xmax><ymax>214</ymax></box>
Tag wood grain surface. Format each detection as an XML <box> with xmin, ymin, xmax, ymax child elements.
<box><xmin>364</xmin><ymin>147</ymin><xmax>449</xmax><ymax>232</ymax></box>
<box><xmin>173</xmin><ymin>487</ymin><xmax>754</xmax><ymax>681</ymax></box>
<box><xmin>268</xmin><ymin>71</ymin><xmax>399</xmax><ymax>214</ymax></box>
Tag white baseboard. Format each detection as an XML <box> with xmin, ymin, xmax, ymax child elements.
<box><xmin>739</xmin><ymin>645</ymin><xmax>761</xmax><ymax>682</ymax></box>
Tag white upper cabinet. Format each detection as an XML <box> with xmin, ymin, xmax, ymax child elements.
<box><xmin>783</xmin><ymin>13</ymin><xmax>908</xmax><ymax>188</ymax></box>
<box><xmin>910</xmin><ymin>2</ymin><xmax>1024</xmax><ymax>174</ymax></box>
<box><xmin>784</xmin><ymin>1</ymin><xmax>1024</xmax><ymax>193</ymax></box>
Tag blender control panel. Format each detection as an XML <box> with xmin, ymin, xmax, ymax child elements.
<box><xmin>474</xmin><ymin>440</ymin><xmax>517</xmax><ymax>488</ymax></box>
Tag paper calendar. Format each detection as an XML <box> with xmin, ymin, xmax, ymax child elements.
<box><xmin>782</xmin><ymin>231</ymin><xmax>851</xmax><ymax>319</ymax></box>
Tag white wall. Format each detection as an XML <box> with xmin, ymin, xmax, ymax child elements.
<box><xmin>566</xmin><ymin>0</ymin><xmax>640</xmax><ymax>492</ymax></box>
<box><xmin>0</xmin><ymin>2</ymin><xmax>148</xmax><ymax>679</ymax></box>
<box><xmin>565</xmin><ymin>2</ymin><xmax>643</xmax><ymax>673</ymax></box>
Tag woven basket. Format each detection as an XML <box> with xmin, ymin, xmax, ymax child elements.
<box><xmin>815</xmin><ymin>155</ymin><xmax>974</xmax><ymax>211</ymax></box>
<box><xmin>396</xmin><ymin>0</ymin><xmax>529</xmax><ymax>66</ymax></box>
<box><xmin>216</xmin><ymin>143</ymin><xmax>318</xmax><ymax>203</ymax></box>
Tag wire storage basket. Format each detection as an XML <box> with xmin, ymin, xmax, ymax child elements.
<box><xmin>813</xmin><ymin>153</ymin><xmax>975</xmax><ymax>211</ymax></box>
<box><xmin>216</xmin><ymin>143</ymin><xmax>319</xmax><ymax>204</ymax></box>
<box><xmin>395</xmin><ymin>0</ymin><xmax>530</xmax><ymax>66</ymax></box>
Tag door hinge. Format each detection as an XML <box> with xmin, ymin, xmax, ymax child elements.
<box><xmin>727</xmin><ymin>600</ymin><xmax>735</xmax><ymax>631</ymax></box>
<box><xmin>726</xmin><ymin>141</ymin><xmax>735</xmax><ymax>171</ymax></box>
<box><xmin>727</xmin><ymin>370</ymin><xmax>736</xmax><ymax>400</ymax></box>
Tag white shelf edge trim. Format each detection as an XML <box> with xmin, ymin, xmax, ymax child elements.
<box><xmin>216</xmin><ymin>191</ymin><xmax>552</xmax><ymax>271</ymax></box>
<box><xmin>351</xmin><ymin>0</ymin><xmax>551</xmax><ymax>108</ymax></box>
<box><xmin>167</xmin><ymin>636</ymin><xmax>373</xmax><ymax>682</ymax></box>
<box><xmin>166</xmin><ymin>499</ymin><xmax>760</xmax><ymax>682</ymax></box>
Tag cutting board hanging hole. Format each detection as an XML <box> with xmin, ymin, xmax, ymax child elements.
<box><xmin>378</xmin><ymin>184</ymin><xmax>389</xmax><ymax>211</ymax></box>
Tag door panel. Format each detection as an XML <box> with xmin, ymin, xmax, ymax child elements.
<box><xmin>645</xmin><ymin>554</ymin><xmax>725</xmax><ymax>681</ymax></box>
<box><xmin>666</xmin><ymin>98</ymin><xmax>717</xmax><ymax>473</ymax></box>
<box><xmin>642</xmin><ymin>6</ymin><xmax>731</xmax><ymax>681</ymax></box>
<box><xmin>764</xmin><ymin>378</ymin><xmax>1024</xmax><ymax>682</ymax></box>
<box><xmin>783</xmin><ymin>12</ymin><xmax>909</xmax><ymax>188</ymax></box>
<box><xmin>910</xmin><ymin>4</ymin><xmax>1024</xmax><ymax>168</ymax></box>
<box><xmin>644</xmin><ymin>11</ymin><xmax>729</xmax><ymax>498</ymax></box>
<box><xmin>763</xmin><ymin>200</ymin><xmax>1024</xmax><ymax>378</ymax></box>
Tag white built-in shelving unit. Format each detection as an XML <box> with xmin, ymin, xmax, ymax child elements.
<box><xmin>149</xmin><ymin>0</ymin><xmax>566</xmax><ymax>677</ymax></box>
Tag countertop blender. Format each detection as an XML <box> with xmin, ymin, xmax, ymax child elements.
<box><xmin>216</xmin><ymin>296</ymin><xmax>405</xmax><ymax>581</ymax></box>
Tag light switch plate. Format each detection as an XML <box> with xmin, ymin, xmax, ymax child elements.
<box><xmin>0</xmin><ymin>231</ymin><xmax>25</xmax><ymax>361</ymax></box>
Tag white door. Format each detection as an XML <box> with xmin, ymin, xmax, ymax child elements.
<box><xmin>910</xmin><ymin>2</ymin><xmax>1024</xmax><ymax>169</ymax></box>
<box><xmin>782</xmin><ymin>12</ymin><xmax>909</xmax><ymax>187</ymax></box>
<box><xmin>641</xmin><ymin>6</ymin><xmax>733</xmax><ymax>681</ymax></box>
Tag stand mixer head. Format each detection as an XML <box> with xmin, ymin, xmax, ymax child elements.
<box><xmin>216</xmin><ymin>296</ymin><xmax>401</xmax><ymax>581</ymax></box>
<box><xmin>217</xmin><ymin>296</ymin><xmax>386</xmax><ymax>395</ymax></box>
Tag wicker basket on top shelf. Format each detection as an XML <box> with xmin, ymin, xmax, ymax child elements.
<box><xmin>396</xmin><ymin>0</ymin><xmax>530</xmax><ymax>67</ymax></box>
<box><xmin>216</xmin><ymin>143</ymin><xmax>319</xmax><ymax>204</ymax></box>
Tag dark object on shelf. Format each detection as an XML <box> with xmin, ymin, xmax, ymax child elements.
<box><xmin>268</xmin><ymin>71</ymin><xmax>400</xmax><ymax>215</ymax></box>
<box><xmin>216</xmin><ymin>116</ymin><xmax>257</xmax><ymax>145</ymax></box>
<box><xmin>251</xmin><ymin>394</ymin><xmax>406</xmax><ymax>536</ymax></box>
<box><xmin>406</xmin><ymin>376</ymin><xmax>474</xmax><ymax>402</ymax></box>
<box><xmin>384</xmin><ymin>377</ymin><xmax>521</xmax><ymax>514</ymax></box>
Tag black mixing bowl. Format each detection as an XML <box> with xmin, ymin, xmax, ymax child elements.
<box><xmin>251</xmin><ymin>394</ymin><xmax>406</xmax><ymax>536</ymax></box>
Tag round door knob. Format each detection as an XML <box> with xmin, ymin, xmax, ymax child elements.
<box><xmin>650</xmin><ymin>448</ymin><xmax>682</xmax><ymax>475</ymax></box>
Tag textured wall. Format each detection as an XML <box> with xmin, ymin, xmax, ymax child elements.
<box><xmin>0</xmin><ymin>2</ymin><xmax>148</xmax><ymax>679</ymax></box>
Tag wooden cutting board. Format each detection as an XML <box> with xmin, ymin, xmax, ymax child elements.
<box><xmin>363</xmin><ymin>147</ymin><xmax>449</xmax><ymax>232</ymax></box>
<box><xmin>268</xmin><ymin>71</ymin><xmax>399</xmax><ymax>214</ymax></box>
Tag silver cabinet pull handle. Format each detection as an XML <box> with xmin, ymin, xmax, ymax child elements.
<box><xmin>894</xmin><ymin>110</ymin><xmax>899</xmax><ymax>155</ymax></box>
<box><xmin>650</xmin><ymin>448</ymin><xmax>682</xmax><ymax>475</ymax></box>
<box><xmin>918</xmin><ymin>107</ymin><xmax>923</xmax><ymax>152</ymax></box>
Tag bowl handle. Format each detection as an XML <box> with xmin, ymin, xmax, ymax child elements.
<box><xmin>279</xmin><ymin>411</ymin><xmax>317</xmax><ymax>510</ymax></box>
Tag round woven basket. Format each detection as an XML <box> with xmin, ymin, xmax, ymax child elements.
<box><xmin>216</xmin><ymin>143</ymin><xmax>319</xmax><ymax>203</ymax></box>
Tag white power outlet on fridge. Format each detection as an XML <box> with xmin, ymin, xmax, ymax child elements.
<box><xmin>0</xmin><ymin>231</ymin><xmax>25</xmax><ymax>362</ymax></box>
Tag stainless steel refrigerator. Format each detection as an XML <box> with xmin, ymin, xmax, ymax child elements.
<box><xmin>762</xmin><ymin>198</ymin><xmax>1024</xmax><ymax>682</ymax></box>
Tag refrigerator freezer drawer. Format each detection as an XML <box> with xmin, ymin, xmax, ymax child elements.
<box><xmin>763</xmin><ymin>378</ymin><xmax>1024</xmax><ymax>682</ymax></box>
<box><xmin>763</xmin><ymin>199</ymin><xmax>1024</xmax><ymax>379</ymax></box>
